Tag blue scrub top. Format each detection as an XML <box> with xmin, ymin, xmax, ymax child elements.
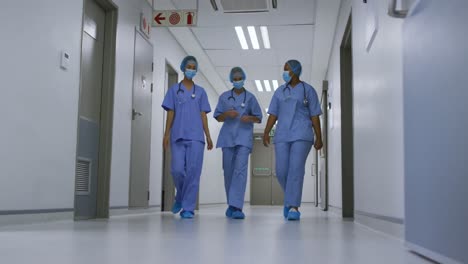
<box><xmin>162</xmin><ymin>82</ymin><xmax>211</xmax><ymax>143</ymax></box>
<box><xmin>214</xmin><ymin>89</ymin><xmax>263</xmax><ymax>150</ymax></box>
<box><xmin>267</xmin><ymin>82</ymin><xmax>322</xmax><ymax>144</ymax></box>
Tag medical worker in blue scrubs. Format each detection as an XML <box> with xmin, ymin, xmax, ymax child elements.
<box><xmin>162</xmin><ymin>55</ymin><xmax>213</xmax><ymax>219</ymax></box>
<box><xmin>263</xmin><ymin>60</ymin><xmax>323</xmax><ymax>221</ymax></box>
<box><xmin>214</xmin><ymin>67</ymin><xmax>262</xmax><ymax>219</ymax></box>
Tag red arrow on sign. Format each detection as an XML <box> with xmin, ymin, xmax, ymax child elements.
<box><xmin>154</xmin><ymin>13</ymin><xmax>166</xmax><ymax>24</ymax></box>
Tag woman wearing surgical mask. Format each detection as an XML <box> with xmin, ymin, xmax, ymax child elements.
<box><xmin>214</xmin><ymin>67</ymin><xmax>263</xmax><ymax>219</ymax></box>
<box><xmin>263</xmin><ymin>60</ymin><xmax>323</xmax><ymax>221</ymax></box>
<box><xmin>162</xmin><ymin>55</ymin><xmax>213</xmax><ymax>219</ymax></box>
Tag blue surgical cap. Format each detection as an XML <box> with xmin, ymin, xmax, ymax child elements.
<box><xmin>229</xmin><ymin>67</ymin><xmax>246</xmax><ymax>83</ymax></box>
<box><xmin>286</xmin><ymin>59</ymin><xmax>302</xmax><ymax>77</ymax></box>
<box><xmin>180</xmin><ymin>55</ymin><xmax>198</xmax><ymax>71</ymax></box>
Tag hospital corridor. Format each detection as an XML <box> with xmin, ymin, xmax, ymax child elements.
<box><xmin>0</xmin><ymin>0</ymin><xmax>467</xmax><ymax>263</ymax></box>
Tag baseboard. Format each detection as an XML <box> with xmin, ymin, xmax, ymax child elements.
<box><xmin>0</xmin><ymin>206</ymin><xmax>163</xmax><ymax>227</ymax></box>
<box><xmin>0</xmin><ymin>209</ymin><xmax>73</xmax><ymax>228</ymax></box>
<box><xmin>328</xmin><ymin>205</ymin><xmax>404</xmax><ymax>239</ymax></box>
<box><xmin>406</xmin><ymin>241</ymin><xmax>463</xmax><ymax>264</ymax></box>
<box><xmin>328</xmin><ymin>204</ymin><xmax>343</xmax><ymax>215</ymax></box>
<box><xmin>355</xmin><ymin>210</ymin><xmax>404</xmax><ymax>224</ymax></box>
<box><xmin>109</xmin><ymin>205</ymin><xmax>161</xmax><ymax>217</ymax></box>
<box><xmin>355</xmin><ymin>212</ymin><xmax>404</xmax><ymax>239</ymax></box>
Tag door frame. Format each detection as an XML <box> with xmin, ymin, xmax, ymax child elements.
<box><xmin>74</xmin><ymin>0</ymin><xmax>118</xmax><ymax>219</ymax></box>
<box><xmin>161</xmin><ymin>61</ymin><xmax>178</xmax><ymax>211</ymax></box>
<box><xmin>340</xmin><ymin>14</ymin><xmax>354</xmax><ymax>218</ymax></box>
<box><xmin>318</xmin><ymin>80</ymin><xmax>329</xmax><ymax>211</ymax></box>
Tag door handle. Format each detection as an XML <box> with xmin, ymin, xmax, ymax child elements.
<box><xmin>132</xmin><ymin>109</ymin><xmax>143</xmax><ymax>120</ymax></box>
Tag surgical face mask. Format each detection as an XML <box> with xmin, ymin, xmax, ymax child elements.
<box><xmin>185</xmin><ymin>69</ymin><xmax>197</xmax><ymax>79</ymax></box>
<box><xmin>283</xmin><ymin>71</ymin><xmax>292</xmax><ymax>83</ymax></box>
<box><xmin>233</xmin><ymin>80</ymin><xmax>244</xmax><ymax>89</ymax></box>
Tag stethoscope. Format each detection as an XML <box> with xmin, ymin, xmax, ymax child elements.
<box><xmin>283</xmin><ymin>81</ymin><xmax>309</xmax><ymax>107</ymax></box>
<box><xmin>176</xmin><ymin>82</ymin><xmax>196</xmax><ymax>99</ymax></box>
<box><xmin>227</xmin><ymin>88</ymin><xmax>247</xmax><ymax>108</ymax></box>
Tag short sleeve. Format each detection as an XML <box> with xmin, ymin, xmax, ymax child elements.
<box><xmin>308</xmin><ymin>86</ymin><xmax>322</xmax><ymax>117</ymax></box>
<box><xmin>267</xmin><ymin>92</ymin><xmax>280</xmax><ymax>116</ymax></box>
<box><xmin>162</xmin><ymin>88</ymin><xmax>175</xmax><ymax>111</ymax></box>
<box><xmin>213</xmin><ymin>95</ymin><xmax>224</xmax><ymax>119</ymax></box>
<box><xmin>249</xmin><ymin>95</ymin><xmax>263</xmax><ymax>123</ymax></box>
<box><xmin>199</xmin><ymin>89</ymin><xmax>211</xmax><ymax>113</ymax></box>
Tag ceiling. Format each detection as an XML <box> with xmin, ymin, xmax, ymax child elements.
<box><xmin>155</xmin><ymin>0</ymin><xmax>341</xmax><ymax>122</ymax></box>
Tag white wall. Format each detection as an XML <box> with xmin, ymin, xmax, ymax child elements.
<box><xmin>404</xmin><ymin>1</ymin><xmax>468</xmax><ymax>262</ymax></box>
<box><xmin>0</xmin><ymin>0</ymin><xmax>83</xmax><ymax>210</ymax></box>
<box><xmin>0</xmin><ymin>0</ymin><xmax>185</xmax><ymax>211</ymax></box>
<box><xmin>326</xmin><ymin>0</ymin><xmax>404</xmax><ymax>219</ymax></box>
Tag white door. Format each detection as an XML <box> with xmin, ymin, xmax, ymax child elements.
<box><xmin>250</xmin><ymin>134</ymin><xmax>284</xmax><ymax>205</ymax></box>
<box><xmin>74</xmin><ymin>0</ymin><xmax>106</xmax><ymax>220</ymax></box>
<box><xmin>129</xmin><ymin>30</ymin><xmax>153</xmax><ymax>208</ymax></box>
<box><xmin>318</xmin><ymin>82</ymin><xmax>328</xmax><ymax>211</ymax></box>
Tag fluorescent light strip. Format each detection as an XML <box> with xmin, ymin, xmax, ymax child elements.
<box><xmin>272</xmin><ymin>80</ymin><xmax>279</xmax><ymax>90</ymax></box>
<box><xmin>263</xmin><ymin>80</ymin><xmax>272</xmax><ymax>92</ymax></box>
<box><xmin>255</xmin><ymin>80</ymin><xmax>263</xmax><ymax>92</ymax></box>
<box><xmin>247</xmin><ymin>26</ymin><xmax>260</xmax><ymax>50</ymax></box>
<box><xmin>235</xmin><ymin>26</ymin><xmax>249</xmax><ymax>50</ymax></box>
<box><xmin>260</xmin><ymin>26</ymin><xmax>271</xmax><ymax>49</ymax></box>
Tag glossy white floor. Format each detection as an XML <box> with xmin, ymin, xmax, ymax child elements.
<box><xmin>0</xmin><ymin>205</ymin><xmax>432</xmax><ymax>264</ymax></box>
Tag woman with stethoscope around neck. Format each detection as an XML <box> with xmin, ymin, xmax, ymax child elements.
<box><xmin>214</xmin><ymin>67</ymin><xmax>263</xmax><ymax>219</ymax></box>
<box><xmin>263</xmin><ymin>59</ymin><xmax>323</xmax><ymax>221</ymax></box>
<box><xmin>162</xmin><ymin>55</ymin><xmax>213</xmax><ymax>219</ymax></box>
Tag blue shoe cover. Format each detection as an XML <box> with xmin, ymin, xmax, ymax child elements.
<box><xmin>232</xmin><ymin>210</ymin><xmax>245</xmax><ymax>219</ymax></box>
<box><xmin>287</xmin><ymin>209</ymin><xmax>301</xmax><ymax>221</ymax></box>
<box><xmin>226</xmin><ymin>206</ymin><xmax>235</xmax><ymax>218</ymax></box>
<box><xmin>283</xmin><ymin>206</ymin><xmax>290</xmax><ymax>218</ymax></box>
<box><xmin>172</xmin><ymin>202</ymin><xmax>182</xmax><ymax>214</ymax></box>
<box><xmin>180</xmin><ymin>211</ymin><xmax>194</xmax><ymax>219</ymax></box>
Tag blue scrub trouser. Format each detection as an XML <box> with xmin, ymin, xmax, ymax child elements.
<box><xmin>222</xmin><ymin>146</ymin><xmax>250</xmax><ymax>209</ymax></box>
<box><xmin>171</xmin><ymin>140</ymin><xmax>205</xmax><ymax>212</ymax></box>
<box><xmin>274</xmin><ymin>140</ymin><xmax>313</xmax><ymax>208</ymax></box>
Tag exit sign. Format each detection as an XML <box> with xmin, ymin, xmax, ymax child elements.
<box><xmin>152</xmin><ymin>10</ymin><xmax>197</xmax><ymax>27</ymax></box>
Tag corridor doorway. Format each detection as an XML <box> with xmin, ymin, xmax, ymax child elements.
<box><xmin>74</xmin><ymin>0</ymin><xmax>117</xmax><ymax>220</ymax></box>
<box><xmin>340</xmin><ymin>14</ymin><xmax>354</xmax><ymax>218</ymax></box>
<box><xmin>250</xmin><ymin>134</ymin><xmax>284</xmax><ymax>205</ymax></box>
